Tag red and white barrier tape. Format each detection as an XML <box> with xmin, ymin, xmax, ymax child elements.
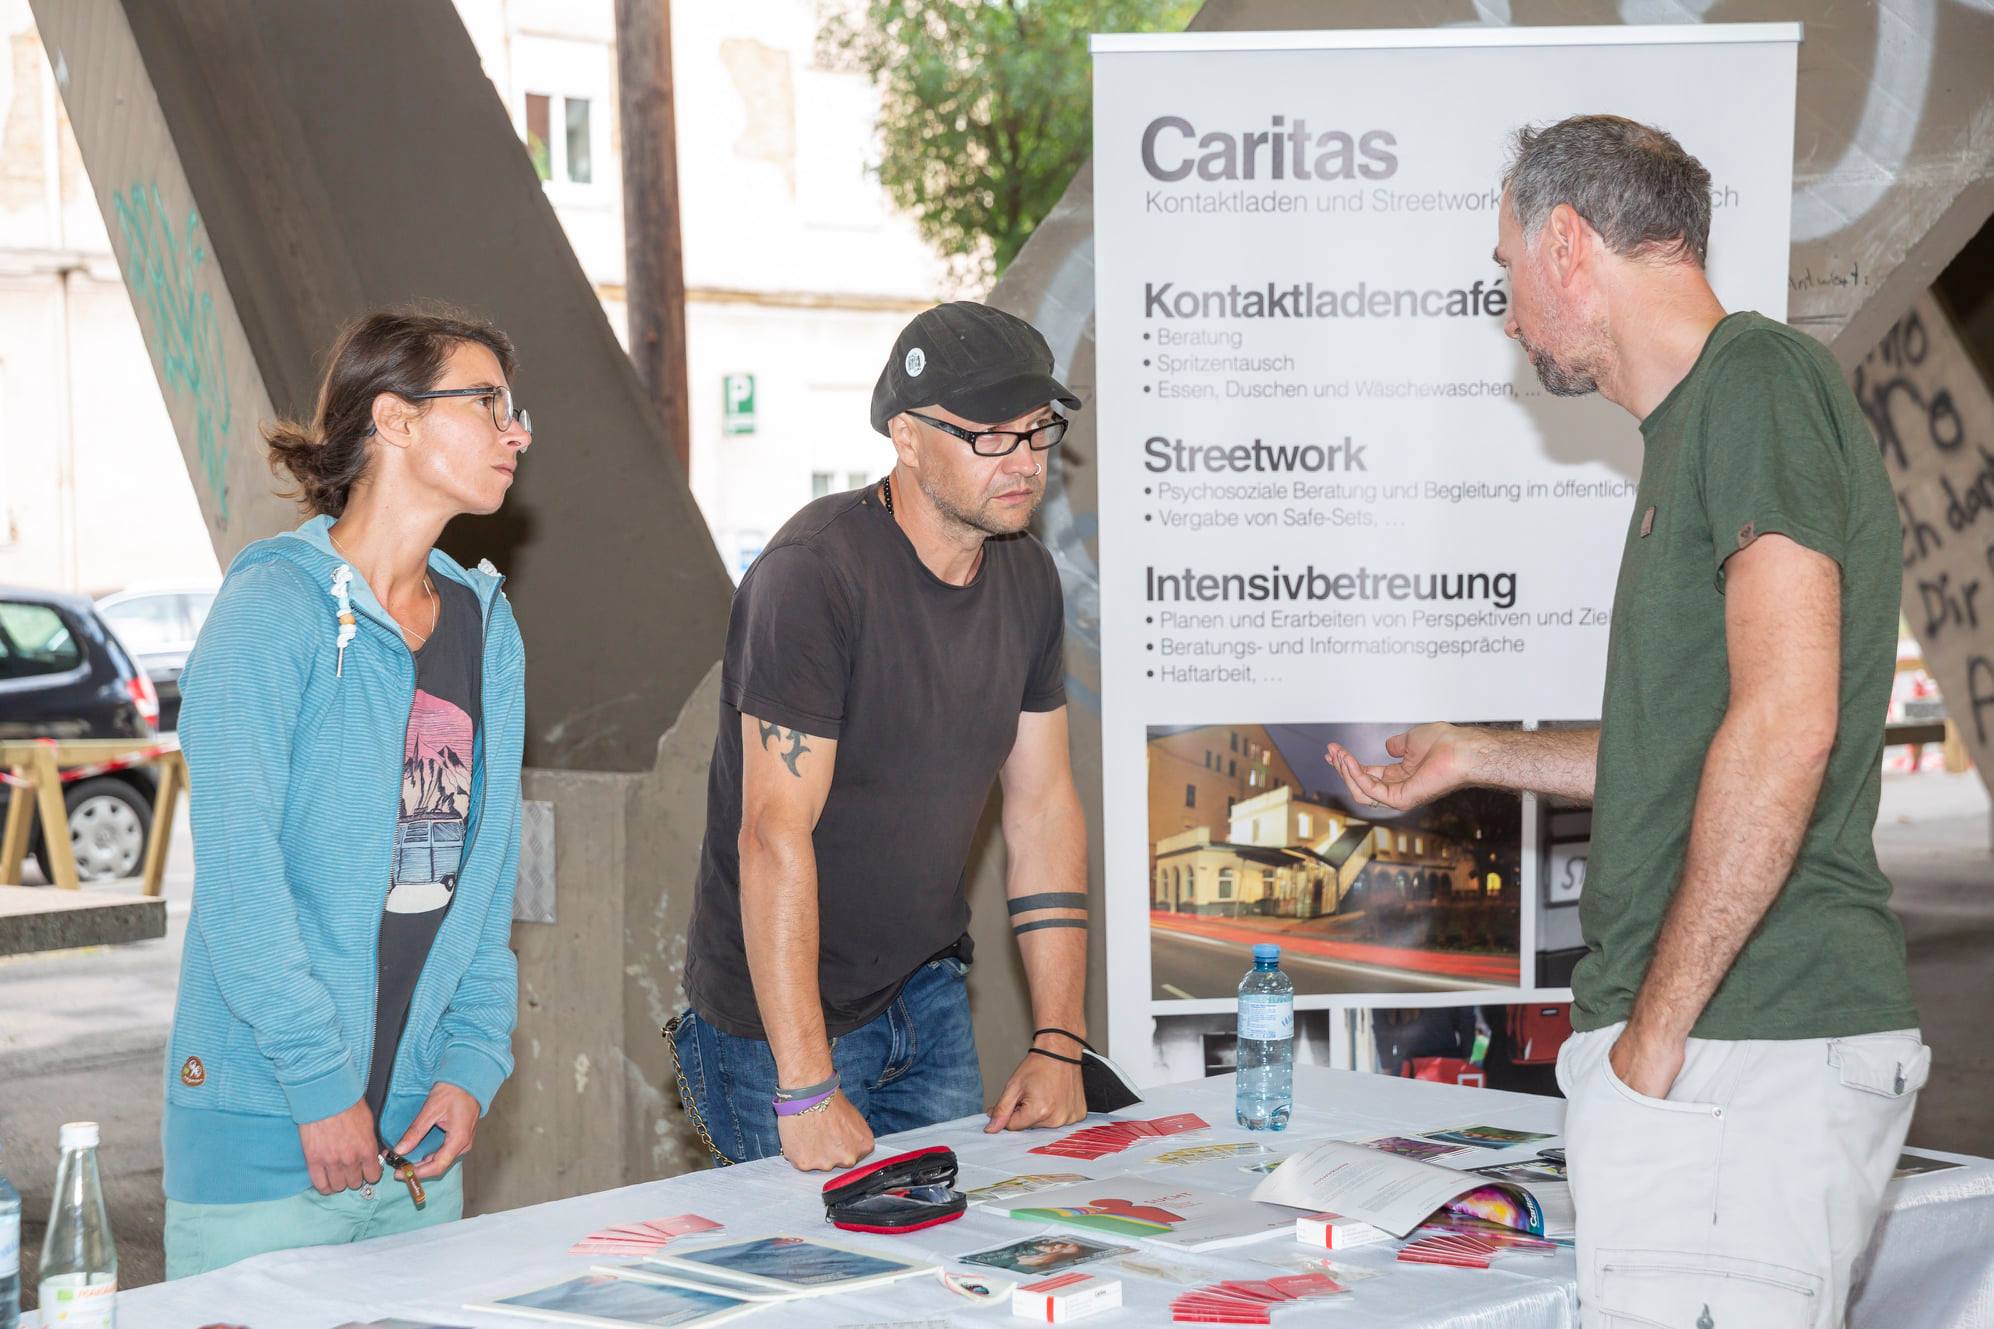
<box><xmin>0</xmin><ymin>738</ymin><xmax>180</xmax><ymax>788</ymax></box>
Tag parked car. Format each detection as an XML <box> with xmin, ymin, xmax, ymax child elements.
<box><xmin>95</xmin><ymin>583</ymin><xmax>218</xmax><ymax>732</ymax></box>
<box><xmin>0</xmin><ymin>586</ymin><xmax>160</xmax><ymax>882</ymax></box>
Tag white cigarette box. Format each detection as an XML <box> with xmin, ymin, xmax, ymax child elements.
<box><xmin>1297</xmin><ymin>1211</ymin><xmax>1392</xmax><ymax>1249</ymax></box>
<box><xmin>1012</xmin><ymin>1272</ymin><xmax>1122</xmax><ymax>1322</ymax></box>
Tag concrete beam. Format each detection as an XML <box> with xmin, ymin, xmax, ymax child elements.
<box><xmin>0</xmin><ymin>885</ymin><xmax>165</xmax><ymax>958</ymax></box>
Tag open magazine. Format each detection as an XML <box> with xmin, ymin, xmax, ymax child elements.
<box><xmin>1251</xmin><ymin>1140</ymin><xmax>1574</xmax><ymax>1240</ymax></box>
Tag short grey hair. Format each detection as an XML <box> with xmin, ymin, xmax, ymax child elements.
<box><xmin>1503</xmin><ymin>116</ymin><xmax>1712</xmax><ymax>266</ymax></box>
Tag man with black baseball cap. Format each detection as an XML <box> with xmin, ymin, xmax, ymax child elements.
<box><xmin>672</xmin><ymin>301</ymin><xmax>1092</xmax><ymax>1172</ymax></box>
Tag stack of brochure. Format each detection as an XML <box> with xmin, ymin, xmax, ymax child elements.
<box><xmin>1001</xmin><ymin>1175</ymin><xmax>1300</xmax><ymax>1250</ymax></box>
<box><xmin>471</xmin><ymin>1236</ymin><xmax>938</xmax><ymax>1328</ymax></box>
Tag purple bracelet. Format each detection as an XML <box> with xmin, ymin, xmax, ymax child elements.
<box><xmin>773</xmin><ymin>1089</ymin><xmax>836</xmax><ymax>1117</ymax></box>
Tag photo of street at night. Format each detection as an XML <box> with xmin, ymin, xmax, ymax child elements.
<box><xmin>1148</xmin><ymin>722</ymin><xmax>1523</xmax><ymax>999</ymax></box>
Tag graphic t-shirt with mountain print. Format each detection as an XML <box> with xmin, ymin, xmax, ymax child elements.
<box><xmin>364</xmin><ymin>574</ymin><xmax>483</xmax><ymax>1130</ymax></box>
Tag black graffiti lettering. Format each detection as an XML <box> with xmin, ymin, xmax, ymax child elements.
<box><xmin>1856</xmin><ymin>309</ymin><xmax>1964</xmax><ymax>473</ymax></box>
<box><xmin>1918</xmin><ymin>572</ymin><xmax>1983</xmax><ymax>642</ymax></box>
<box><xmin>1900</xmin><ymin>491</ymin><xmax>1944</xmax><ymax>569</ymax></box>
<box><xmin>1968</xmin><ymin>656</ymin><xmax>1994</xmax><ymax>747</ymax></box>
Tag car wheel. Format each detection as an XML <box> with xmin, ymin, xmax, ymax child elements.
<box><xmin>31</xmin><ymin>777</ymin><xmax>153</xmax><ymax>883</ymax></box>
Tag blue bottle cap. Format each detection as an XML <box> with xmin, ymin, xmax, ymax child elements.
<box><xmin>1252</xmin><ymin>943</ymin><xmax>1280</xmax><ymax>962</ymax></box>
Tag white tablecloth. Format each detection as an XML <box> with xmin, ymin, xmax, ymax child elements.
<box><xmin>103</xmin><ymin>1068</ymin><xmax>1994</xmax><ymax>1328</ymax></box>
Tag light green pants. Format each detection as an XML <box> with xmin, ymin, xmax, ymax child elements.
<box><xmin>163</xmin><ymin>1166</ymin><xmax>463</xmax><ymax>1280</ymax></box>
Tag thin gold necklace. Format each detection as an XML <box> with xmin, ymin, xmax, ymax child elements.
<box><xmin>328</xmin><ymin>527</ymin><xmax>438</xmax><ymax>647</ymax></box>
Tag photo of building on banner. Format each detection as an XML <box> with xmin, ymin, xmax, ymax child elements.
<box><xmin>1147</xmin><ymin>722</ymin><xmax>1522</xmax><ymax>999</ymax></box>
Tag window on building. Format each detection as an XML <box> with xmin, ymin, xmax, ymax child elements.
<box><xmin>810</xmin><ymin>471</ymin><xmax>835</xmax><ymax>499</ymax></box>
<box><xmin>1185</xmin><ymin>784</ymin><xmax>1197</xmax><ymax>809</ymax></box>
<box><xmin>525</xmin><ymin>93</ymin><xmax>552</xmax><ymax>180</ymax></box>
<box><xmin>1298</xmin><ymin>814</ymin><xmax>1311</xmax><ymax>837</ymax></box>
<box><xmin>1217</xmin><ymin>868</ymin><xmax>1235</xmax><ymax>900</ymax></box>
<box><xmin>1226</xmin><ymin>796</ymin><xmax>1236</xmax><ymax>813</ymax></box>
<box><xmin>524</xmin><ymin>91</ymin><xmax>596</xmax><ymax>187</ymax></box>
<box><xmin>1415</xmin><ymin>837</ymin><xmax>1424</xmax><ymax>855</ymax></box>
<box><xmin>1397</xmin><ymin>833</ymin><xmax>1409</xmax><ymax>852</ymax></box>
<box><xmin>1228</xmin><ymin>758</ymin><xmax>1237</xmax><ymax>777</ymax></box>
<box><xmin>1230</xmin><ymin>732</ymin><xmax>1239</xmax><ymax>752</ymax></box>
<box><xmin>564</xmin><ymin>97</ymin><xmax>593</xmax><ymax>183</ymax></box>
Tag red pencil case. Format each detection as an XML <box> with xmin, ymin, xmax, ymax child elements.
<box><xmin>822</xmin><ymin>1145</ymin><xmax>966</xmax><ymax>1234</ymax></box>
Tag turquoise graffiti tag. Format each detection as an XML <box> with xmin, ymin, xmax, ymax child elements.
<box><xmin>111</xmin><ymin>182</ymin><xmax>232</xmax><ymax>525</ymax></box>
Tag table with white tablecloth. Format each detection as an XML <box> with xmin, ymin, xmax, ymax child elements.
<box><xmin>100</xmin><ymin>1067</ymin><xmax>1994</xmax><ymax>1329</ymax></box>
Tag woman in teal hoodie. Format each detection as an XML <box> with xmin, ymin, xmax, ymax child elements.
<box><xmin>163</xmin><ymin>308</ymin><xmax>530</xmax><ymax>1277</ymax></box>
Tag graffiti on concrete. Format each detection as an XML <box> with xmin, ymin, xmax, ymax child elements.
<box><xmin>1853</xmin><ymin>295</ymin><xmax>1994</xmax><ymax>756</ymax></box>
<box><xmin>111</xmin><ymin>181</ymin><xmax>232</xmax><ymax>526</ymax></box>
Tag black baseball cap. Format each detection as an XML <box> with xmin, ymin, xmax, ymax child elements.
<box><xmin>870</xmin><ymin>301</ymin><xmax>1081</xmax><ymax>435</ymax></box>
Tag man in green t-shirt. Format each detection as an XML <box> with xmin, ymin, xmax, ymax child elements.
<box><xmin>1329</xmin><ymin>115</ymin><xmax>1926</xmax><ymax>1327</ymax></box>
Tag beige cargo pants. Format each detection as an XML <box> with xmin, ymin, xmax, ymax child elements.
<box><xmin>1558</xmin><ymin>1022</ymin><xmax>1928</xmax><ymax>1329</ymax></box>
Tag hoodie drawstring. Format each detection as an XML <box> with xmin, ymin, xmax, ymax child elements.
<box><xmin>331</xmin><ymin>564</ymin><xmax>356</xmax><ymax>677</ymax></box>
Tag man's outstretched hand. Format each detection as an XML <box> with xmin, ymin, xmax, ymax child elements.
<box><xmin>1326</xmin><ymin>723</ymin><xmax>1476</xmax><ymax>814</ymax></box>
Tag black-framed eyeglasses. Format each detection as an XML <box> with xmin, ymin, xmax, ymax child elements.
<box><xmin>907</xmin><ymin>411</ymin><xmax>1065</xmax><ymax>457</ymax></box>
<box><xmin>401</xmin><ymin>385</ymin><xmax>533</xmax><ymax>435</ymax></box>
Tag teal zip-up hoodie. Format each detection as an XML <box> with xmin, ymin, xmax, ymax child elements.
<box><xmin>163</xmin><ymin>515</ymin><xmax>526</xmax><ymax>1204</ymax></box>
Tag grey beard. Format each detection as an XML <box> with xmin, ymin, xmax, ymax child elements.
<box><xmin>920</xmin><ymin>472</ymin><xmax>1038</xmax><ymax>537</ymax></box>
<box><xmin>1528</xmin><ymin>343</ymin><xmax>1599</xmax><ymax>398</ymax></box>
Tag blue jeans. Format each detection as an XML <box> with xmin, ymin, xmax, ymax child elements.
<box><xmin>670</xmin><ymin>957</ymin><xmax>985</xmax><ymax>1164</ymax></box>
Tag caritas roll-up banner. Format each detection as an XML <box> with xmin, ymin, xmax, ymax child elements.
<box><xmin>1089</xmin><ymin>25</ymin><xmax>1801</xmax><ymax>1080</ymax></box>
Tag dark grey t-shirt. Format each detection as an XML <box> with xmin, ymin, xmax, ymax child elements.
<box><xmin>365</xmin><ymin>575</ymin><xmax>482</xmax><ymax>1126</ymax></box>
<box><xmin>684</xmin><ymin>485</ymin><xmax>1067</xmax><ymax>1039</ymax></box>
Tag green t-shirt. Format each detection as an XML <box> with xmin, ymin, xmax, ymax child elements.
<box><xmin>1573</xmin><ymin>311</ymin><xmax>1918</xmax><ymax>1041</ymax></box>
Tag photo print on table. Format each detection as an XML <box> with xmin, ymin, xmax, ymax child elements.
<box><xmin>642</xmin><ymin>1235</ymin><xmax>933</xmax><ymax>1294</ymax></box>
<box><xmin>1417</xmin><ymin>1125</ymin><xmax>1554</xmax><ymax>1150</ymax></box>
<box><xmin>470</xmin><ymin>1270</ymin><xmax>755</xmax><ymax>1328</ymax></box>
<box><xmin>1147</xmin><ymin>721</ymin><xmax>1524</xmax><ymax>1000</ymax></box>
<box><xmin>959</xmin><ymin>1234</ymin><xmax>1135</xmax><ymax>1276</ymax></box>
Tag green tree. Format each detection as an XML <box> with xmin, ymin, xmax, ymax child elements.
<box><xmin>820</xmin><ymin>0</ymin><xmax>1198</xmax><ymax>283</ymax></box>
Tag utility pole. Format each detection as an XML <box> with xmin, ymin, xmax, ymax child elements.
<box><xmin>615</xmin><ymin>0</ymin><xmax>691</xmax><ymax>471</ymax></box>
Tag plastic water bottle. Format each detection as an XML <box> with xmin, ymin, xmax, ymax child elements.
<box><xmin>1236</xmin><ymin>943</ymin><xmax>1294</xmax><ymax>1130</ymax></box>
<box><xmin>39</xmin><ymin>1123</ymin><xmax>115</xmax><ymax>1329</ymax></box>
<box><xmin>0</xmin><ymin>1136</ymin><xmax>19</xmax><ymax>1329</ymax></box>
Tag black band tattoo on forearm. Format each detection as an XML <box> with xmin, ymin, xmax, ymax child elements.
<box><xmin>1012</xmin><ymin>917</ymin><xmax>1088</xmax><ymax>935</ymax></box>
<box><xmin>1007</xmin><ymin>891</ymin><xmax>1089</xmax><ymax>915</ymax></box>
<box><xmin>756</xmin><ymin>721</ymin><xmax>811</xmax><ymax>778</ymax></box>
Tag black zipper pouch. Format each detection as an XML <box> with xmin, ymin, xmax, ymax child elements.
<box><xmin>821</xmin><ymin>1145</ymin><xmax>966</xmax><ymax>1234</ymax></box>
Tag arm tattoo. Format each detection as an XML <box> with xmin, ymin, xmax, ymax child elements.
<box><xmin>756</xmin><ymin>721</ymin><xmax>811</xmax><ymax>778</ymax></box>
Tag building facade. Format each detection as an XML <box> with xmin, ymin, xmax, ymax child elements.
<box><xmin>0</xmin><ymin>0</ymin><xmax>948</xmax><ymax>594</ymax></box>
<box><xmin>1152</xmin><ymin>782</ymin><xmax>1482</xmax><ymax>919</ymax></box>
